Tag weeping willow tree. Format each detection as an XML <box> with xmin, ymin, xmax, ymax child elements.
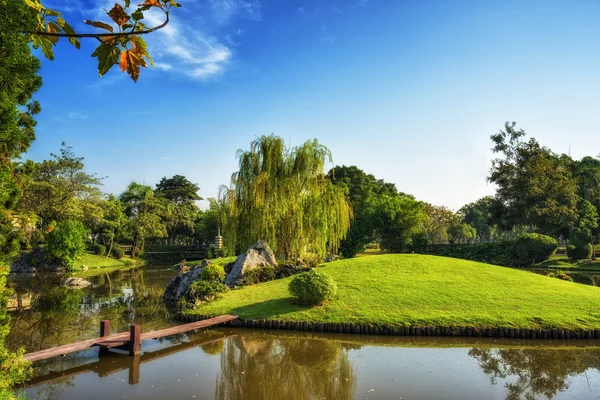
<box><xmin>219</xmin><ymin>135</ymin><xmax>352</xmax><ymax>260</ymax></box>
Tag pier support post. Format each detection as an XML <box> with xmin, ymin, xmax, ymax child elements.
<box><xmin>129</xmin><ymin>324</ymin><xmax>141</xmax><ymax>356</ymax></box>
<box><xmin>99</xmin><ymin>320</ymin><xmax>111</xmax><ymax>356</ymax></box>
<box><xmin>128</xmin><ymin>354</ymin><xmax>141</xmax><ymax>384</ymax></box>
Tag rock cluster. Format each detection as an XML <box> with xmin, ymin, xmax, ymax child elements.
<box><xmin>10</xmin><ymin>247</ymin><xmax>66</xmax><ymax>274</ymax></box>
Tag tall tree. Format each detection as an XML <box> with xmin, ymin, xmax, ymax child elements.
<box><xmin>488</xmin><ymin>122</ymin><xmax>579</xmax><ymax>236</ymax></box>
<box><xmin>120</xmin><ymin>182</ymin><xmax>166</xmax><ymax>258</ymax></box>
<box><xmin>458</xmin><ymin>197</ymin><xmax>496</xmax><ymax>243</ymax></box>
<box><xmin>421</xmin><ymin>203</ymin><xmax>458</xmax><ymax>244</ymax></box>
<box><xmin>220</xmin><ymin>135</ymin><xmax>352</xmax><ymax>260</ymax></box>
<box><xmin>155</xmin><ymin>175</ymin><xmax>201</xmax><ymax>243</ymax></box>
<box><xmin>376</xmin><ymin>194</ymin><xmax>423</xmax><ymax>252</ymax></box>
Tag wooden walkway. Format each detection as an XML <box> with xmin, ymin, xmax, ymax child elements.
<box><xmin>23</xmin><ymin>315</ymin><xmax>238</xmax><ymax>362</ymax></box>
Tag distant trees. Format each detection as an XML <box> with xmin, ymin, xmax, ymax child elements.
<box><xmin>220</xmin><ymin>135</ymin><xmax>352</xmax><ymax>260</ymax></box>
<box><xmin>155</xmin><ymin>175</ymin><xmax>201</xmax><ymax>244</ymax></box>
<box><xmin>420</xmin><ymin>204</ymin><xmax>458</xmax><ymax>244</ymax></box>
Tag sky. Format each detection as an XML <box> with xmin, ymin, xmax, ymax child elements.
<box><xmin>26</xmin><ymin>0</ymin><xmax>600</xmax><ymax>210</ymax></box>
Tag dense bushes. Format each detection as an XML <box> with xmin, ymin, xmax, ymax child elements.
<box><xmin>512</xmin><ymin>233</ymin><xmax>558</xmax><ymax>264</ymax></box>
<box><xmin>200</xmin><ymin>263</ymin><xmax>226</xmax><ymax>282</ymax></box>
<box><xmin>289</xmin><ymin>269</ymin><xmax>337</xmax><ymax>305</ymax></box>
<box><xmin>412</xmin><ymin>233</ymin><xmax>557</xmax><ymax>267</ymax></box>
<box><xmin>46</xmin><ymin>220</ymin><xmax>88</xmax><ymax>270</ymax></box>
<box><xmin>240</xmin><ymin>266</ymin><xmax>276</xmax><ymax>285</ymax></box>
<box><xmin>112</xmin><ymin>246</ymin><xmax>125</xmax><ymax>259</ymax></box>
<box><xmin>185</xmin><ymin>263</ymin><xmax>228</xmax><ymax>306</ymax></box>
<box><xmin>567</xmin><ymin>228</ymin><xmax>593</xmax><ymax>260</ymax></box>
<box><xmin>92</xmin><ymin>243</ymin><xmax>106</xmax><ymax>256</ymax></box>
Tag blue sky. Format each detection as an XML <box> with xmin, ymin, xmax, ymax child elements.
<box><xmin>27</xmin><ymin>0</ymin><xmax>600</xmax><ymax>210</ymax></box>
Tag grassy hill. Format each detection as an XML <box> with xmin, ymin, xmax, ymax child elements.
<box><xmin>187</xmin><ymin>254</ymin><xmax>600</xmax><ymax>330</ymax></box>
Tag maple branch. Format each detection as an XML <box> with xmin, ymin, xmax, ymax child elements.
<box><xmin>27</xmin><ymin>12</ymin><xmax>169</xmax><ymax>39</ymax></box>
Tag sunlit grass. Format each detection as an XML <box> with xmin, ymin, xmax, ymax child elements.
<box><xmin>188</xmin><ymin>254</ymin><xmax>600</xmax><ymax>330</ymax></box>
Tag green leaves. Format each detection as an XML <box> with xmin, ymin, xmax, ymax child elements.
<box><xmin>91</xmin><ymin>44</ymin><xmax>120</xmax><ymax>77</ymax></box>
<box><xmin>32</xmin><ymin>35</ymin><xmax>55</xmax><ymax>60</ymax></box>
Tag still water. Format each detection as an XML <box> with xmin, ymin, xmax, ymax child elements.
<box><xmin>7</xmin><ymin>265</ymin><xmax>600</xmax><ymax>400</ymax></box>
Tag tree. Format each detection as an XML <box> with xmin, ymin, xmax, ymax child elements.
<box><xmin>376</xmin><ymin>194</ymin><xmax>423</xmax><ymax>252</ymax></box>
<box><xmin>458</xmin><ymin>197</ymin><xmax>497</xmax><ymax>243</ymax></box>
<box><xmin>120</xmin><ymin>181</ymin><xmax>166</xmax><ymax>258</ymax></box>
<box><xmin>447</xmin><ymin>223</ymin><xmax>477</xmax><ymax>244</ymax></box>
<box><xmin>195</xmin><ymin>199</ymin><xmax>220</xmax><ymax>245</ymax></box>
<box><xmin>488</xmin><ymin>122</ymin><xmax>579</xmax><ymax>236</ymax></box>
<box><xmin>23</xmin><ymin>0</ymin><xmax>181</xmax><ymax>82</ymax></box>
<box><xmin>17</xmin><ymin>143</ymin><xmax>104</xmax><ymax>232</ymax></box>
<box><xmin>327</xmin><ymin>165</ymin><xmax>398</xmax><ymax>257</ymax></box>
<box><xmin>94</xmin><ymin>195</ymin><xmax>127</xmax><ymax>257</ymax></box>
<box><xmin>421</xmin><ymin>203</ymin><xmax>458</xmax><ymax>244</ymax></box>
<box><xmin>220</xmin><ymin>135</ymin><xmax>352</xmax><ymax>260</ymax></box>
<box><xmin>155</xmin><ymin>175</ymin><xmax>201</xmax><ymax>244</ymax></box>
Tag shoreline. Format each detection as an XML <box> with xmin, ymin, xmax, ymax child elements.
<box><xmin>176</xmin><ymin>313</ymin><xmax>600</xmax><ymax>340</ymax></box>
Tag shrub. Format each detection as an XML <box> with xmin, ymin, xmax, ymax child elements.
<box><xmin>112</xmin><ymin>246</ymin><xmax>124</xmax><ymax>260</ymax></box>
<box><xmin>568</xmin><ymin>228</ymin><xmax>593</xmax><ymax>260</ymax></box>
<box><xmin>410</xmin><ymin>232</ymin><xmax>429</xmax><ymax>249</ymax></box>
<box><xmin>512</xmin><ymin>233</ymin><xmax>558</xmax><ymax>265</ymax></box>
<box><xmin>200</xmin><ymin>263</ymin><xmax>226</xmax><ymax>283</ymax></box>
<box><xmin>240</xmin><ymin>266</ymin><xmax>276</xmax><ymax>285</ymax></box>
<box><xmin>288</xmin><ymin>269</ymin><xmax>337</xmax><ymax>305</ymax></box>
<box><xmin>45</xmin><ymin>220</ymin><xmax>88</xmax><ymax>270</ymax></box>
<box><xmin>300</xmin><ymin>252</ymin><xmax>322</xmax><ymax>269</ymax></box>
<box><xmin>187</xmin><ymin>280</ymin><xmax>228</xmax><ymax>303</ymax></box>
<box><xmin>92</xmin><ymin>243</ymin><xmax>106</xmax><ymax>256</ymax></box>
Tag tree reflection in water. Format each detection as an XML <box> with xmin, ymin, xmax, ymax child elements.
<box><xmin>216</xmin><ymin>334</ymin><xmax>357</xmax><ymax>400</ymax></box>
<box><xmin>469</xmin><ymin>347</ymin><xmax>600</xmax><ymax>400</ymax></box>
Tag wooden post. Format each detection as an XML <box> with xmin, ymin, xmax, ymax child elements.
<box><xmin>99</xmin><ymin>320</ymin><xmax>111</xmax><ymax>356</ymax></box>
<box><xmin>129</xmin><ymin>324</ymin><xmax>141</xmax><ymax>356</ymax></box>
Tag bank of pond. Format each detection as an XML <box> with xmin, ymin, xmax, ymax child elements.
<box><xmin>6</xmin><ymin>254</ymin><xmax>600</xmax><ymax>399</ymax></box>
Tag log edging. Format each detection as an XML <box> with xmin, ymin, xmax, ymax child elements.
<box><xmin>175</xmin><ymin>313</ymin><xmax>599</xmax><ymax>340</ymax></box>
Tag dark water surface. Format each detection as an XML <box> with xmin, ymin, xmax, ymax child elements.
<box><xmin>7</xmin><ymin>265</ymin><xmax>600</xmax><ymax>400</ymax></box>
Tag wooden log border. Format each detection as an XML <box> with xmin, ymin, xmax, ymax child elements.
<box><xmin>175</xmin><ymin>313</ymin><xmax>600</xmax><ymax>340</ymax></box>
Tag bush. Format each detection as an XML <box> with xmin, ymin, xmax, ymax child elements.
<box><xmin>112</xmin><ymin>246</ymin><xmax>124</xmax><ymax>259</ymax></box>
<box><xmin>567</xmin><ymin>243</ymin><xmax>593</xmax><ymax>260</ymax></box>
<box><xmin>200</xmin><ymin>263</ymin><xmax>226</xmax><ymax>283</ymax></box>
<box><xmin>300</xmin><ymin>252</ymin><xmax>322</xmax><ymax>269</ymax></box>
<box><xmin>568</xmin><ymin>228</ymin><xmax>593</xmax><ymax>260</ymax></box>
<box><xmin>92</xmin><ymin>243</ymin><xmax>106</xmax><ymax>256</ymax></box>
<box><xmin>240</xmin><ymin>266</ymin><xmax>276</xmax><ymax>285</ymax></box>
<box><xmin>512</xmin><ymin>233</ymin><xmax>558</xmax><ymax>265</ymax></box>
<box><xmin>45</xmin><ymin>220</ymin><xmax>88</xmax><ymax>270</ymax></box>
<box><xmin>288</xmin><ymin>269</ymin><xmax>337</xmax><ymax>305</ymax></box>
<box><xmin>187</xmin><ymin>280</ymin><xmax>228</xmax><ymax>303</ymax></box>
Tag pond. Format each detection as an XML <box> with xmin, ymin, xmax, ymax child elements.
<box><xmin>7</xmin><ymin>265</ymin><xmax>600</xmax><ymax>400</ymax></box>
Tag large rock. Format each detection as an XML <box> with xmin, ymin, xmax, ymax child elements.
<box><xmin>163</xmin><ymin>260</ymin><xmax>211</xmax><ymax>301</ymax></box>
<box><xmin>10</xmin><ymin>247</ymin><xmax>66</xmax><ymax>274</ymax></box>
<box><xmin>224</xmin><ymin>240</ymin><xmax>278</xmax><ymax>286</ymax></box>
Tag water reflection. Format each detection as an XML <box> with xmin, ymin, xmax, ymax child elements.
<box><xmin>470</xmin><ymin>346</ymin><xmax>600</xmax><ymax>399</ymax></box>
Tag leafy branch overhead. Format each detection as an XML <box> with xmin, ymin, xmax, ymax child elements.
<box><xmin>24</xmin><ymin>0</ymin><xmax>182</xmax><ymax>82</ymax></box>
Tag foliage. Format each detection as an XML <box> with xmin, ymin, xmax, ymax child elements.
<box><xmin>112</xmin><ymin>246</ymin><xmax>125</xmax><ymax>260</ymax></box>
<box><xmin>155</xmin><ymin>175</ymin><xmax>201</xmax><ymax>244</ymax></box>
<box><xmin>288</xmin><ymin>270</ymin><xmax>337</xmax><ymax>305</ymax></box>
<box><xmin>220</xmin><ymin>135</ymin><xmax>352</xmax><ymax>260</ymax></box>
<box><xmin>190</xmin><ymin>254</ymin><xmax>600</xmax><ymax>330</ymax></box>
<box><xmin>413</xmin><ymin>233</ymin><xmax>556</xmax><ymax>267</ymax></box>
<box><xmin>240</xmin><ymin>266</ymin><xmax>277</xmax><ymax>285</ymax></box>
<box><xmin>512</xmin><ymin>233</ymin><xmax>558</xmax><ymax>265</ymax></box>
<box><xmin>420</xmin><ymin>203</ymin><xmax>458</xmax><ymax>244</ymax></box>
<box><xmin>24</xmin><ymin>0</ymin><xmax>182</xmax><ymax>82</ymax></box>
<box><xmin>376</xmin><ymin>194</ymin><xmax>423</xmax><ymax>252</ymax></box>
<box><xmin>447</xmin><ymin>223</ymin><xmax>477</xmax><ymax>244</ymax></box>
<box><xmin>488</xmin><ymin>122</ymin><xmax>579</xmax><ymax>235</ymax></box>
<box><xmin>17</xmin><ymin>143</ymin><xmax>104</xmax><ymax>232</ymax></box>
<box><xmin>92</xmin><ymin>243</ymin><xmax>106</xmax><ymax>256</ymax></box>
<box><xmin>187</xmin><ymin>280</ymin><xmax>228</xmax><ymax>304</ymax></box>
<box><xmin>93</xmin><ymin>194</ymin><xmax>127</xmax><ymax>258</ymax></box>
<box><xmin>200</xmin><ymin>263</ymin><xmax>226</xmax><ymax>283</ymax></box>
<box><xmin>458</xmin><ymin>197</ymin><xmax>496</xmax><ymax>242</ymax></box>
<box><xmin>45</xmin><ymin>220</ymin><xmax>88</xmax><ymax>269</ymax></box>
<box><xmin>567</xmin><ymin>228</ymin><xmax>593</xmax><ymax>260</ymax></box>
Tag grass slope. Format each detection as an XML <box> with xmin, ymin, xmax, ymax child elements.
<box><xmin>188</xmin><ymin>254</ymin><xmax>600</xmax><ymax>330</ymax></box>
<box><xmin>71</xmin><ymin>253</ymin><xmax>144</xmax><ymax>277</ymax></box>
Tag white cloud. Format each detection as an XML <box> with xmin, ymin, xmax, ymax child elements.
<box><xmin>155</xmin><ymin>62</ymin><xmax>174</xmax><ymax>71</ymax></box>
<box><xmin>68</xmin><ymin>112</ymin><xmax>88</xmax><ymax>120</ymax></box>
<box><xmin>210</xmin><ymin>0</ymin><xmax>261</xmax><ymax>24</ymax></box>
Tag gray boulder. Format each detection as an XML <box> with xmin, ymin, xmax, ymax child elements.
<box><xmin>224</xmin><ymin>240</ymin><xmax>278</xmax><ymax>286</ymax></box>
<box><xmin>61</xmin><ymin>277</ymin><xmax>91</xmax><ymax>289</ymax></box>
<box><xmin>164</xmin><ymin>260</ymin><xmax>211</xmax><ymax>301</ymax></box>
<box><xmin>324</xmin><ymin>253</ymin><xmax>339</xmax><ymax>263</ymax></box>
<box><xmin>10</xmin><ymin>247</ymin><xmax>66</xmax><ymax>273</ymax></box>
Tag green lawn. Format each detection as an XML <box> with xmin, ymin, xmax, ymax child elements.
<box><xmin>71</xmin><ymin>252</ymin><xmax>144</xmax><ymax>276</ymax></box>
<box><xmin>187</xmin><ymin>256</ymin><xmax>237</xmax><ymax>267</ymax></box>
<box><xmin>188</xmin><ymin>254</ymin><xmax>600</xmax><ymax>330</ymax></box>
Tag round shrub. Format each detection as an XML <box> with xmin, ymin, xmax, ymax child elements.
<box><xmin>200</xmin><ymin>263</ymin><xmax>226</xmax><ymax>283</ymax></box>
<box><xmin>187</xmin><ymin>280</ymin><xmax>228</xmax><ymax>303</ymax></box>
<box><xmin>512</xmin><ymin>233</ymin><xmax>557</xmax><ymax>265</ymax></box>
<box><xmin>46</xmin><ymin>220</ymin><xmax>88</xmax><ymax>269</ymax></box>
<box><xmin>112</xmin><ymin>246</ymin><xmax>125</xmax><ymax>259</ymax></box>
<box><xmin>567</xmin><ymin>243</ymin><xmax>593</xmax><ymax>260</ymax></box>
<box><xmin>288</xmin><ymin>269</ymin><xmax>337</xmax><ymax>305</ymax></box>
<box><xmin>93</xmin><ymin>243</ymin><xmax>106</xmax><ymax>256</ymax></box>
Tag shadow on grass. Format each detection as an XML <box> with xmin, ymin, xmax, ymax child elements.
<box><xmin>228</xmin><ymin>297</ymin><xmax>313</xmax><ymax>320</ymax></box>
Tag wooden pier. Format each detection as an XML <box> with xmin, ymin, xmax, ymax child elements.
<box><xmin>23</xmin><ymin>314</ymin><xmax>239</xmax><ymax>363</ymax></box>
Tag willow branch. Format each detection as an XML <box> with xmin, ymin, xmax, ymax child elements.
<box><xmin>27</xmin><ymin>13</ymin><xmax>169</xmax><ymax>38</ymax></box>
